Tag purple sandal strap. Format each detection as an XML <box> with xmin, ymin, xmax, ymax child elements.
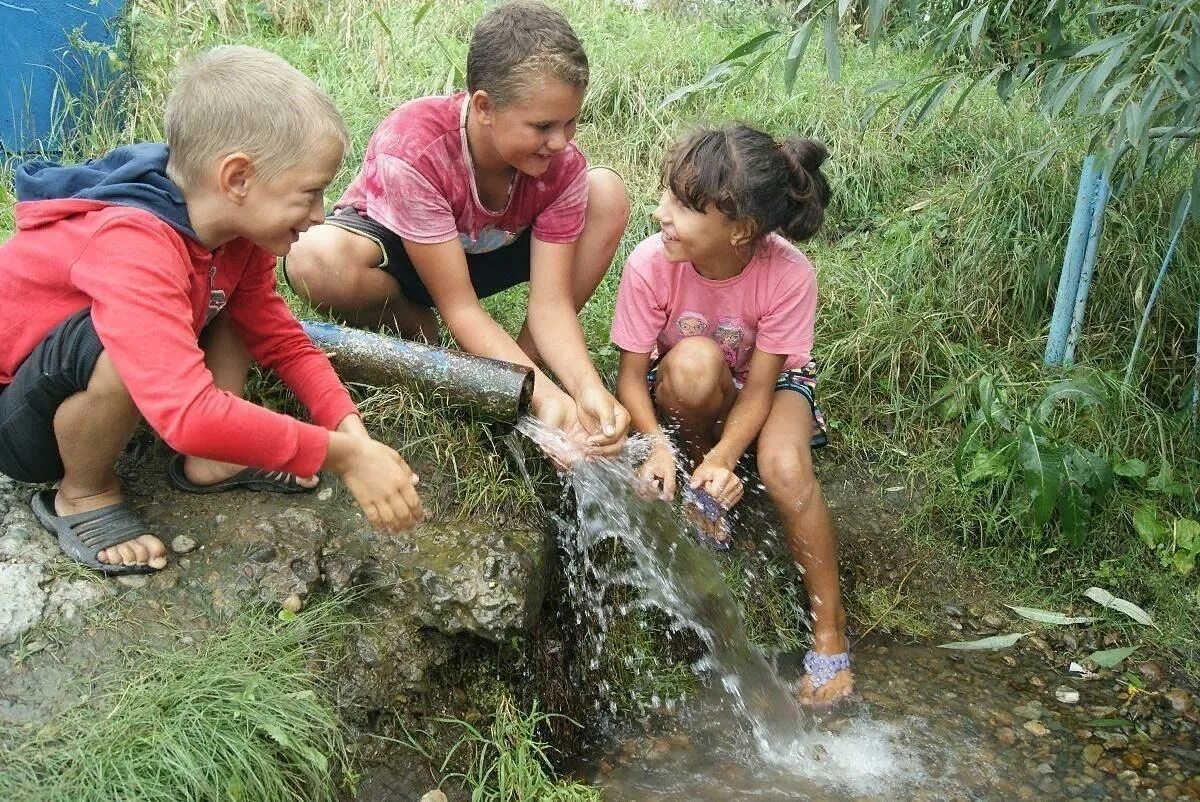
<box><xmin>803</xmin><ymin>649</ymin><xmax>851</xmax><ymax>691</ymax></box>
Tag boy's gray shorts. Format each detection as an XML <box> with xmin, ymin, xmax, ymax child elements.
<box><xmin>0</xmin><ymin>309</ymin><xmax>104</xmax><ymax>483</ymax></box>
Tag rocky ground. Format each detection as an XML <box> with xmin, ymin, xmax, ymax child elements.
<box><xmin>0</xmin><ymin>439</ymin><xmax>1196</xmax><ymax>800</ymax></box>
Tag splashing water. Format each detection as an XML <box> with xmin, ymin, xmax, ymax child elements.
<box><xmin>516</xmin><ymin>416</ymin><xmax>812</xmax><ymax>758</ymax></box>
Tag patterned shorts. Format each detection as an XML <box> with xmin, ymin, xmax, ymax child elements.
<box><xmin>646</xmin><ymin>358</ymin><xmax>828</xmax><ymax>449</ymax></box>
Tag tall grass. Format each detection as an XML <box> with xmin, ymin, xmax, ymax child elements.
<box><xmin>14</xmin><ymin>0</ymin><xmax>1198</xmax><ymax>664</ymax></box>
<box><xmin>0</xmin><ymin>602</ymin><xmax>352</xmax><ymax>802</ymax></box>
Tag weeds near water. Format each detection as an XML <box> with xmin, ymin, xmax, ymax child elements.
<box><xmin>398</xmin><ymin>696</ymin><xmax>601</xmax><ymax>802</ymax></box>
<box><xmin>0</xmin><ymin>601</ymin><xmax>352</xmax><ymax>802</ymax></box>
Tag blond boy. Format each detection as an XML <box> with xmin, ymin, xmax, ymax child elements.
<box><xmin>0</xmin><ymin>46</ymin><xmax>423</xmax><ymax>575</ymax></box>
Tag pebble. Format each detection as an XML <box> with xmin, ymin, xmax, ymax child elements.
<box><xmin>317</xmin><ymin>487</ymin><xmax>334</xmax><ymax>502</ymax></box>
<box><xmin>282</xmin><ymin>594</ymin><xmax>303</xmax><ymax>613</ymax></box>
<box><xmin>1125</xmin><ymin>752</ymin><xmax>1147</xmax><ymax>771</ymax></box>
<box><xmin>171</xmin><ymin>535</ymin><xmax>197</xmax><ymax>554</ymax></box>
<box><xmin>1083</xmin><ymin>744</ymin><xmax>1105</xmax><ymax>766</ymax></box>
<box><xmin>1164</xmin><ymin>689</ymin><xmax>1194</xmax><ymax>715</ymax></box>
<box><xmin>1023</xmin><ymin>720</ymin><xmax>1050</xmax><ymax>737</ymax></box>
<box><xmin>1013</xmin><ymin>703</ymin><xmax>1043</xmax><ymax>720</ymax></box>
<box><xmin>116</xmin><ymin>574</ymin><xmax>149</xmax><ymax>589</ymax></box>
<box><xmin>419</xmin><ymin>792</ymin><xmax>447</xmax><ymax>802</ymax></box>
<box><xmin>1055</xmin><ymin>685</ymin><xmax>1081</xmax><ymax>704</ymax></box>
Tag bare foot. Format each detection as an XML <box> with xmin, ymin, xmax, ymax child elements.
<box><xmin>55</xmin><ymin>489</ymin><xmax>167</xmax><ymax>569</ymax></box>
<box><xmin>181</xmin><ymin>455</ymin><xmax>319</xmax><ymax>490</ymax></box>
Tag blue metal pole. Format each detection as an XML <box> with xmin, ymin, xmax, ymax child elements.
<box><xmin>1063</xmin><ymin>165</ymin><xmax>1112</xmax><ymax>367</ymax></box>
<box><xmin>1044</xmin><ymin>155</ymin><xmax>1097</xmax><ymax>366</ymax></box>
<box><xmin>1124</xmin><ymin>194</ymin><xmax>1192</xmax><ymax>385</ymax></box>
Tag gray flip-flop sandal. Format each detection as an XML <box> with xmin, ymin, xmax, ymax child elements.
<box><xmin>167</xmin><ymin>454</ymin><xmax>315</xmax><ymax>495</ymax></box>
<box><xmin>31</xmin><ymin>490</ymin><xmax>161</xmax><ymax>576</ymax></box>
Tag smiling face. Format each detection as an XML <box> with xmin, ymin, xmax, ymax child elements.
<box><xmin>474</xmin><ymin>76</ymin><xmax>584</xmax><ymax>178</ymax></box>
<box><xmin>653</xmin><ymin>189</ymin><xmax>746</xmax><ymax>269</ymax></box>
<box><xmin>238</xmin><ymin>136</ymin><xmax>343</xmax><ymax>256</ymax></box>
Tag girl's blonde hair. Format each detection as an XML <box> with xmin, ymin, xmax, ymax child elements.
<box><xmin>164</xmin><ymin>46</ymin><xmax>349</xmax><ymax>190</ymax></box>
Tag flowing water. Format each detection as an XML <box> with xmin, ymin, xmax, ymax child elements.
<box><xmin>515</xmin><ymin>418</ymin><xmax>1200</xmax><ymax>801</ymax></box>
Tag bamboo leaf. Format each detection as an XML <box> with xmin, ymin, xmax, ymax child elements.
<box><xmin>1088</xmin><ymin>645</ymin><xmax>1137</xmax><ymax>668</ymax></box>
<box><xmin>824</xmin><ymin>11</ymin><xmax>841</xmax><ymax>82</ymax></box>
<box><xmin>914</xmin><ymin>76</ymin><xmax>957</xmax><ymax>125</ymax></box>
<box><xmin>1077</xmin><ymin>41</ymin><xmax>1128</xmax><ymax>115</ymax></box>
<box><xmin>1084</xmin><ymin>587</ymin><xmax>1156</xmax><ymax>627</ymax></box>
<box><xmin>1073</xmin><ymin>34</ymin><xmax>1129</xmax><ymax>60</ymax></box>
<box><xmin>867</xmin><ymin>0</ymin><xmax>887</xmax><ymax>48</ymax></box>
<box><xmin>1006</xmin><ymin>605</ymin><xmax>1097</xmax><ymax>625</ymax></box>
<box><xmin>783</xmin><ymin>18</ymin><xmax>817</xmax><ymax>93</ymax></box>
<box><xmin>969</xmin><ymin>7</ymin><xmax>988</xmax><ymax>49</ymax></box>
<box><xmin>718</xmin><ymin>29</ymin><xmax>781</xmax><ymax>63</ymax></box>
<box><xmin>938</xmin><ymin>632</ymin><xmax>1030</xmax><ymax>650</ymax></box>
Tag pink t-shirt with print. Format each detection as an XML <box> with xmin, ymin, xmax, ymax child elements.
<box><xmin>610</xmin><ymin>233</ymin><xmax>817</xmax><ymax>385</ymax></box>
<box><xmin>336</xmin><ymin>93</ymin><xmax>588</xmax><ymax>253</ymax></box>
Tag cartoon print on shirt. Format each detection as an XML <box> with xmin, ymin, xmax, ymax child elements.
<box><xmin>713</xmin><ymin>315</ymin><xmax>745</xmax><ymax>368</ymax></box>
<box><xmin>676</xmin><ymin>311</ymin><xmax>709</xmax><ymax>336</ymax></box>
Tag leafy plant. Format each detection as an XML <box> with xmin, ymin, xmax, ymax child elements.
<box><xmin>1133</xmin><ymin>506</ymin><xmax>1200</xmax><ymax>576</ymax></box>
<box><xmin>954</xmin><ymin>374</ymin><xmax>1116</xmax><ymax>547</ymax></box>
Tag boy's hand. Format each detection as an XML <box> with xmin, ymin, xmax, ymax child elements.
<box><xmin>636</xmin><ymin>441</ymin><xmax>677</xmax><ymax>501</ymax></box>
<box><xmin>575</xmin><ymin>383</ymin><xmax>630</xmax><ymax>458</ymax></box>
<box><xmin>327</xmin><ymin>421</ymin><xmax>424</xmax><ymax>532</ymax></box>
<box><xmin>530</xmin><ymin>391</ymin><xmax>586</xmax><ymax>468</ymax></box>
<box><xmin>689</xmin><ymin>455</ymin><xmax>744</xmax><ymax>512</ymax></box>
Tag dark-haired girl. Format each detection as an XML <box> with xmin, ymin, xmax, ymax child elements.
<box><xmin>610</xmin><ymin>123</ymin><xmax>851</xmax><ymax>704</ymax></box>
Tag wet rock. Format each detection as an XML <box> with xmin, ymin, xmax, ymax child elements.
<box><xmin>996</xmin><ymin>727</ymin><xmax>1017</xmax><ymax>745</ymax></box>
<box><xmin>1083</xmin><ymin>744</ymin><xmax>1104</xmax><ymax>766</ymax></box>
<box><xmin>1138</xmin><ymin>661</ymin><xmax>1165</xmax><ymax>686</ymax></box>
<box><xmin>170</xmin><ymin>535</ymin><xmax>197</xmax><ymax>554</ymax></box>
<box><xmin>1164</xmin><ymin>688</ymin><xmax>1194</xmax><ymax>715</ymax></box>
<box><xmin>1013</xmin><ymin>702</ymin><xmax>1044</xmax><ymax>720</ymax></box>
<box><xmin>1055</xmin><ymin>685</ymin><xmax>1081</xmax><ymax>704</ymax></box>
<box><xmin>1023</xmin><ymin>720</ymin><xmax>1050</xmax><ymax>737</ymax></box>
<box><xmin>0</xmin><ymin>563</ymin><xmax>46</xmax><ymax>646</ymax></box>
<box><xmin>1124</xmin><ymin>752</ymin><xmax>1147</xmax><ymax>771</ymax></box>
<box><xmin>1104</xmin><ymin>733</ymin><xmax>1130</xmax><ymax>751</ymax></box>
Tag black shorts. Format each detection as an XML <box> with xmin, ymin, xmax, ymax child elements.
<box><xmin>0</xmin><ymin>309</ymin><xmax>104</xmax><ymax>483</ymax></box>
<box><xmin>315</xmin><ymin>207</ymin><xmax>532</xmax><ymax>308</ymax></box>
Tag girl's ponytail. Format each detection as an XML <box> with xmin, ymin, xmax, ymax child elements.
<box><xmin>778</xmin><ymin>137</ymin><xmax>831</xmax><ymax>242</ymax></box>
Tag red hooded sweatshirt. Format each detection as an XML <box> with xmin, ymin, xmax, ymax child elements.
<box><xmin>0</xmin><ymin>143</ymin><xmax>357</xmax><ymax>477</ymax></box>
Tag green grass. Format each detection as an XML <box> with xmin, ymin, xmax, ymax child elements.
<box><xmin>5</xmin><ymin>0</ymin><xmax>1197</xmax><ymax>753</ymax></box>
<box><xmin>394</xmin><ymin>696</ymin><xmax>602</xmax><ymax>802</ymax></box>
<box><xmin>0</xmin><ymin>601</ymin><xmax>352</xmax><ymax>802</ymax></box>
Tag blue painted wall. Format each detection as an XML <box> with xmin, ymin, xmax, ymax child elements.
<box><xmin>0</xmin><ymin>0</ymin><xmax>126</xmax><ymax>153</ymax></box>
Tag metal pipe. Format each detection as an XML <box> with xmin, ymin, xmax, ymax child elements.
<box><xmin>1044</xmin><ymin>155</ymin><xmax>1096</xmax><ymax>366</ymax></box>
<box><xmin>302</xmin><ymin>320</ymin><xmax>534</xmax><ymax>424</ymax></box>
<box><xmin>1063</xmin><ymin>165</ymin><xmax>1112</xmax><ymax>366</ymax></box>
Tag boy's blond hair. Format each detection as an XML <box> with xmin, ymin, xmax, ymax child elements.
<box><xmin>164</xmin><ymin>46</ymin><xmax>349</xmax><ymax>190</ymax></box>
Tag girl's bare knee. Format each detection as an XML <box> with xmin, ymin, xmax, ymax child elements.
<box><xmin>758</xmin><ymin>448</ymin><xmax>817</xmax><ymax>500</ymax></box>
<box><xmin>586</xmin><ymin>168</ymin><xmax>631</xmax><ymax>238</ymax></box>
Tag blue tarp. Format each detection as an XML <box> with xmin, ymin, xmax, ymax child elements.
<box><xmin>0</xmin><ymin>0</ymin><xmax>126</xmax><ymax>154</ymax></box>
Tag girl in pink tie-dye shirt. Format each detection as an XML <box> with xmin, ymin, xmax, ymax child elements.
<box><xmin>287</xmin><ymin>1</ymin><xmax>630</xmax><ymax>460</ymax></box>
<box><xmin>610</xmin><ymin>124</ymin><xmax>850</xmax><ymax>706</ymax></box>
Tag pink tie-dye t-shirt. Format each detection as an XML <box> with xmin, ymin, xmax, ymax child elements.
<box><xmin>335</xmin><ymin>93</ymin><xmax>588</xmax><ymax>253</ymax></box>
<box><xmin>610</xmin><ymin>233</ymin><xmax>817</xmax><ymax>385</ymax></box>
